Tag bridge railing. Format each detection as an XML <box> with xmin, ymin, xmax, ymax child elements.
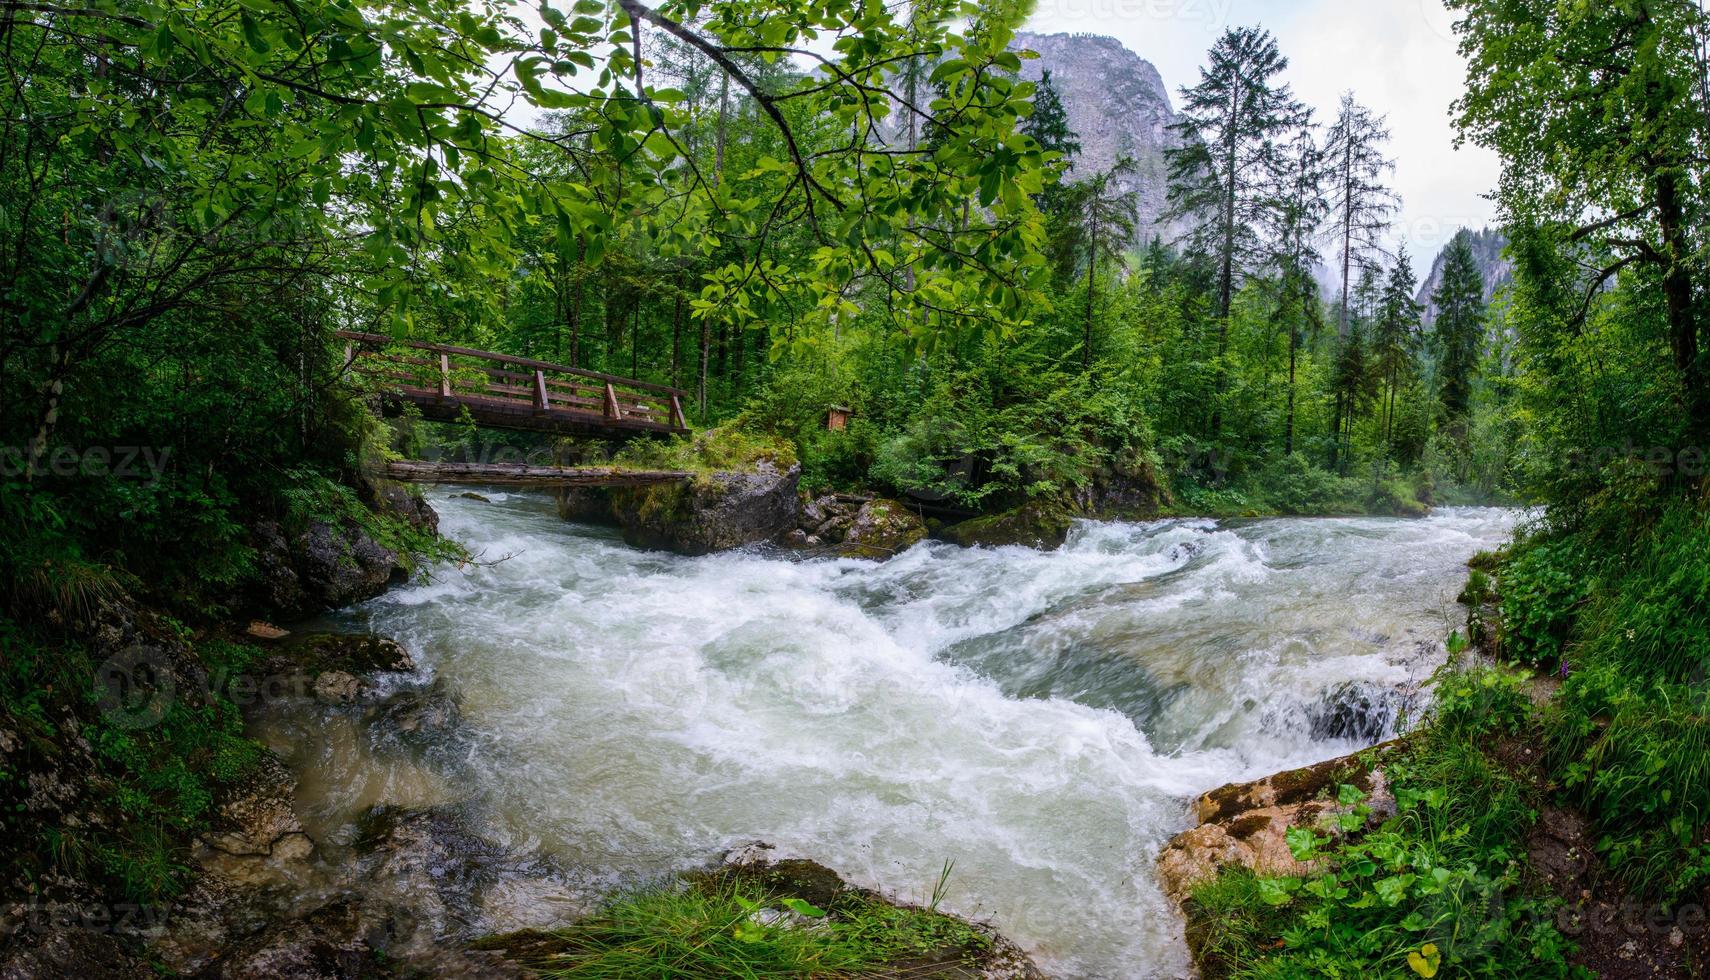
<box><xmin>336</xmin><ymin>330</ymin><xmax>690</xmax><ymax>433</ymax></box>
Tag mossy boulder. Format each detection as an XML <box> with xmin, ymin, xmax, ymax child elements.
<box><xmin>837</xmin><ymin>498</ymin><xmax>926</xmax><ymax>559</ymax></box>
<box><xmin>939</xmin><ymin>499</ymin><xmax>1077</xmax><ymax>551</ymax></box>
<box><xmin>560</xmin><ymin>460</ymin><xmax>802</xmax><ymax>556</ymax></box>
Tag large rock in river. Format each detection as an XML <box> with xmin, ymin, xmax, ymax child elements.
<box><xmin>837</xmin><ymin>498</ymin><xmax>926</xmax><ymax>559</ymax></box>
<box><xmin>559</xmin><ymin>461</ymin><xmax>802</xmax><ymax>556</ymax></box>
<box><xmin>939</xmin><ymin>499</ymin><xmax>1077</xmax><ymax>551</ymax></box>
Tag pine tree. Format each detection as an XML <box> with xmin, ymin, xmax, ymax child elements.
<box><xmin>1164</xmin><ymin>26</ymin><xmax>1303</xmax><ymax>433</ymax></box>
<box><xmin>1325</xmin><ymin>94</ymin><xmax>1399</xmax><ymax>336</ymax></box>
<box><xmin>1061</xmin><ymin>158</ymin><xmax>1140</xmax><ymax>369</ymax></box>
<box><xmin>1266</xmin><ymin>120</ymin><xmax>1329</xmax><ymax>455</ymax></box>
<box><xmin>1329</xmin><ymin>320</ymin><xmax>1373</xmax><ymax>473</ymax></box>
<box><xmin>1431</xmin><ymin>232</ymin><xmax>1487</xmax><ymax>428</ymax></box>
<box><xmin>1021</xmin><ymin>69</ymin><xmax>1081</xmax><ymax>218</ymax></box>
<box><xmin>1373</xmin><ymin>247</ymin><xmax>1424</xmax><ymax>448</ymax></box>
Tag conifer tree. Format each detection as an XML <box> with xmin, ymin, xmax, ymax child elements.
<box><xmin>1021</xmin><ymin>69</ymin><xmax>1082</xmax><ymax>218</ymax></box>
<box><xmin>1431</xmin><ymin>232</ymin><xmax>1488</xmax><ymax>427</ymax></box>
<box><xmin>1325</xmin><ymin>94</ymin><xmax>1400</xmax><ymax>336</ymax></box>
<box><xmin>1373</xmin><ymin>248</ymin><xmax>1424</xmax><ymax>447</ymax></box>
<box><xmin>1164</xmin><ymin>26</ymin><xmax>1302</xmax><ymax>434</ymax></box>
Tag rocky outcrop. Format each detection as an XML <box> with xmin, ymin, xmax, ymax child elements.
<box><xmin>1156</xmin><ymin>743</ymin><xmax>1401</xmax><ymax>907</ymax></box>
<box><xmin>1069</xmin><ymin>456</ymin><xmax>1166</xmax><ymax>520</ymax></box>
<box><xmin>249</xmin><ymin>518</ymin><xmax>410</xmax><ymax>617</ymax></box>
<box><xmin>939</xmin><ymin>499</ymin><xmax>1076</xmax><ymax>551</ymax></box>
<box><xmin>1417</xmin><ymin>227</ymin><xmax>1513</xmax><ymax>327</ymax></box>
<box><xmin>836</xmin><ymin>499</ymin><xmax>927</xmax><ymax>559</ymax></box>
<box><xmin>558</xmin><ymin>461</ymin><xmax>802</xmax><ymax>556</ymax></box>
<box><xmin>1012</xmin><ymin>32</ymin><xmax>1178</xmax><ymax>242</ymax></box>
<box><xmin>245</xmin><ymin>632</ymin><xmax>418</xmax><ymax>706</ymax></box>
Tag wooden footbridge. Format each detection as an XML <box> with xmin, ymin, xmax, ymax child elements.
<box><xmin>339</xmin><ymin>330</ymin><xmax>690</xmax><ymax>437</ymax></box>
<box><xmin>340</xmin><ymin>331</ymin><xmax>694</xmax><ymax>488</ymax></box>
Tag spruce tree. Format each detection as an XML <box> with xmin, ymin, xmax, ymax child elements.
<box><xmin>1431</xmin><ymin>232</ymin><xmax>1487</xmax><ymax>427</ymax></box>
<box><xmin>1325</xmin><ymin>94</ymin><xmax>1400</xmax><ymax>336</ymax></box>
<box><xmin>1021</xmin><ymin>69</ymin><xmax>1081</xmax><ymax>218</ymax></box>
<box><xmin>1164</xmin><ymin>26</ymin><xmax>1302</xmax><ymax>434</ymax></box>
<box><xmin>1373</xmin><ymin>247</ymin><xmax>1424</xmax><ymax>448</ymax></box>
<box><xmin>1267</xmin><ymin>120</ymin><xmax>1329</xmax><ymax>456</ymax></box>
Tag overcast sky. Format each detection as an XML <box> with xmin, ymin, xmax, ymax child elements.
<box><xmin>1019</xmin><ymin>0</ymin><xmax>1502</xmax><ymax>279</ymax></box>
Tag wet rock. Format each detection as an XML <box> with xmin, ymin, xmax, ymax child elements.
<box><xmin>837</xmin><ymin>498</ymin><xmax>927</xmax><ymax>560</ymax></box>
<box><xmin>455</xmin><ymin>492</ymin><xmax>490</xmax><ymax>503</ymax></box>
<box><xmin>0</xmin><ymin>928</ymin><xmax>151</xmax><ymax>979</ymax></box>
<box><xmin>313</xmin><ymin>671</ymin><xmax>363</xmax><ymax>705</ymax></box>
<box><xmin>200</xmin><ymin>753</ymin><xmax>313</xmax><ymax>863</ymax></box>
<box><xmin>800</xmin><ymin>495</ymin><xmax>829</xmax><ymax>527</ymax></box>
<box><xmin>939</xmin><ymin>500</ymin><xmax>1076</xmax><ymax>551</ymax></box>
<box><xmin>554</xmin><ymin>487</ymin><xmax>618</xmax><ymax>526</ymax></box>
<box><xmin>1306</xmin><ymin>681</ymin><xmax>1420</xmax><ymax>743</ymax></box>
<box><xmin>366</xmin><ymin>477</ymin><xmax>439</xmax><ymax>534</ymax></box>
<box><xmin>782</xmin><ymin>528</ymin><xmax>813</xmax><ymax>548</ymax></box>
<box><xmin>249</xmin><ymin>520</ymin><xmax>311</xmax><ymax>614</ymax></box>
<box><xmin>1067</xmin><ymin>456</ymin><xmax>1166</xmax><ymax>520</ymax></box>
<box><xmin>293</xmin><ymin>520</ymin><xmax>409</xmax><ymax>609</ymax></box>
<box><xmin>249</xmin><ymin>633</ymin><xmax>416</xmax><ymax>705</ymax></box>
<box><xmin>248</xmin><ymin>519</ymin><xmax>409</xmax><ymax>617</ymax></box>
<box><xmin>369</xmin><ymin>680</ymin><xmax>464</xmax><ymax>741</ymax></box>
<box><xmin>191</xmin><ymin>899</ymin><xmax>380</xmax><ymax>980</ymax></box>
<box><xmin>814</xmin><ymin>513</ymin><xmax>854</xmax><ymax>543</ymax></box>
<box><xmin>350</xmin><ymin>805</ymin><xmax>576</xmax><ymax>944</ymax></box>
<box><xmin>1156</xmin><ymin>742</ymin><xmax>1400</xmax><ymax>906</ymax></box>
<box><xmin>279</xmin><ymin>634</ymin><xmax>416</xmax><ymax>676</ymax></box>
<box><xmin>614</xmin><ymin>461</ymin><xmax>803</xmax><ymax>556</ymax></box>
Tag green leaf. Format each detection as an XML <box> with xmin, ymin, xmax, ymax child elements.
<box><xmin>780</xmin><ymin>897</ymin><xmax>825</xmax><ymax>918</ymax></box>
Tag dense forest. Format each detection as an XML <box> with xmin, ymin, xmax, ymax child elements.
<box><xmin>2</xmin><ymin>0</ymin><xmax>1710</xmax><ymax>975</ymax></box>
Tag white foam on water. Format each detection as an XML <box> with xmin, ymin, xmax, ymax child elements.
<box><xmin>275</xmin><ymin>492</ymin><xmax>1519</xmax><ymax>978</ymax></box>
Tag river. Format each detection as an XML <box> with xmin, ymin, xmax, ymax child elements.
<box><xmin>257</xmin><ymin>493</ymin><xmax>1520</xmax><ymax>978</ymax></box>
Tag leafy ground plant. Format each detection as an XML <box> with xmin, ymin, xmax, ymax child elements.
<box><xmin>473</xmin><ymin>864</ymin><xmax>990</xmax><ymax>979</ymax></box>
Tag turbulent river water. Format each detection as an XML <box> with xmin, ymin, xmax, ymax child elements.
<box><xmin>260</xmin><ymin>494</ymin><xmax>1520</xmax><ymax>978</ymax></box>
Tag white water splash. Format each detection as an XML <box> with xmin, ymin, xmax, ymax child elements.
<box><xmin>267</xmin><ymin>495</ymin><xmax>1518</xmax><ymax>978</ymax></box>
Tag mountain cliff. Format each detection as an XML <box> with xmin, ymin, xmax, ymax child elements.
<box><xmin>1417</xmin><ymin>228</ymin><xmax>1513</xmax><ymax>325</ymax></box>
<box><xmin>1011</xmin><ymin>31</ymin><xmax>1178</xmax><ymax>241</ymax></box>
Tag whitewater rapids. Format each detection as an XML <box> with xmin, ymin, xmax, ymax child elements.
<box><xmin>261</xmin><ymin>494</ymin><xmax>1519</xmax><ymax>977</ymax></box>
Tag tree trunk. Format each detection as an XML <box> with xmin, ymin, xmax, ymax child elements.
<box><xmin>1655</xmin><ymin>166</ymin><xmax>1707</xmax><ymax>439</ymax></box>
<box><xmin>670</xmin><ymin>285</ymin><xmax>683</xmax><ymax>389</ymax></box>
<box><xmin>1338</xmin><ymin>139</ymin><xmax>1355</xmax><ymax>337</ymax></box>
<box><xmin>698</xmin><ymin>314</ymin><xmax>710</xmax><ymax>421</ymax></box>
<box><xmin>714</xmin><ymin>75</ymin><xmax>730</xmax><ymax>187</ymax></box>
<box><xmin>1084</xmin><ymin>220</ymin><xmax>1097</xmax><ymax>371</ymax></box>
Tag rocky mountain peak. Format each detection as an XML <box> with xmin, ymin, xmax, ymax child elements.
<box><xmin>1011</xmin><ymin>31</ymin><xmax>1178</xmax><ymax>240</ymax></box>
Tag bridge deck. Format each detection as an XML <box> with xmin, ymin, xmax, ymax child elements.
<box><xmin>339</xmin><ymin>331</ymin><xmax>690</xmax><ymax>437</ymax></box>
<box><xmin>386</xmin><ymin>460</ymin><xmax>693</xmax><ymax>488</ymax></box>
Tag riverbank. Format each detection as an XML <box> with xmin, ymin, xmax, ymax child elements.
<box><xmin>240</xmin><ymin>493</ymin><xmax>1518</xmax><ymax>975</ymax></box>
<box><xmin>1158</xmin><ymin>526</ymin><xmax>1710</xmax><ymax>978</ymax></box>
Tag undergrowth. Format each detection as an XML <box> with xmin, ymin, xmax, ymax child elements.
<box><xmin>477</xmin><ymin>871</ymin><xmax>988</xmax><ymax>979</ymax></box>
<box><xmin>1186</xmin><ymin>666</ymin><xmax>1579</xmax><ymax>978</ymax></box>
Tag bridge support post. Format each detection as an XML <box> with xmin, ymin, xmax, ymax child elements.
<box><xmin>603</xmin><ymin>383</ymin><xmax>622</xmax><ymax>420</ymax></box>
<box><xmin>533</xmin><ymin>369</ymin><xmax>549</xmax><ymax>414</ymax></box>
<box><xmin>438</xmin><ymin>354</ymin><xmax>452</xmax><ymax>399</ymax></box>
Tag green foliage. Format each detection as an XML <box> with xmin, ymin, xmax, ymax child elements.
<box><xmin>1537</xmin><ymin>500</ymin><xmax>1710</xmax><ymax>899</ymax></box>
<box><xmin>611</xmin><ymin>425</ymin><xmax>798</xmax><ymax>475</ymax></box>
<box><xmin>482</xmin><ymin>873</ymin><xmax>989</xmax><ymax>978</ymax></box>
<box><xmin>1189</xmin><ymin>691</ymin><xmax>1580</xmax><ymax>979</ymax></box>
<box><xmin>1496</xmin><ymin>538</ymin><xmax>1590</xmax><ymax>668</ymax></box>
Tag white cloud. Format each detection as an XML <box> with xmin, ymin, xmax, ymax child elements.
<box><xmin>1020</xmin><ymin>0</ymin><xmax>1502</xmax><ymax>279</ymax></box>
